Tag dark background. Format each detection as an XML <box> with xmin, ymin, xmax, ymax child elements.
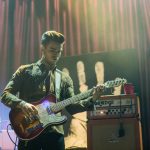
<box><xmin>58</xmin><ymin>49</ymin><xmax>140</xmax><ymax>95</ymax></box>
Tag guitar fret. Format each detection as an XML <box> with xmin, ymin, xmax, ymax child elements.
<box><xmin>52</xmin><ymin>88</ymin><xmax>94</xmax><ymax>112</ymax></box>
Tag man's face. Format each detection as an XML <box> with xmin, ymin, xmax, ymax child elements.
<box><xmin>42</xmin><ymin>41</ymin><xmax>63</xmax><ymax>65</ymax></box>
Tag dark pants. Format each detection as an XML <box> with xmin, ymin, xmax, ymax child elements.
<box><xmin>18</xmin><ymin>132</ymin><xmax>65</xmax><ymax>150</ymax></box>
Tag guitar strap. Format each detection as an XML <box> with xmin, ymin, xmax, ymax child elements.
<box><xmin>45</xmin><ymin>69</ymin><xmax>61</xmax><ymax>100</ymax></box>
<box><xmin>45</xmin><ymin>71</ymin><xmax>51</xmax><ymax>96</ymax></box>
<box><xmin>55</xmin><ymin>69</ymin><xmax>62</xmax><ymax>101</ymax></box>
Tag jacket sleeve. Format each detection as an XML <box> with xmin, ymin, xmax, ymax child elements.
<box><xmin>61</xmin><ymin>73</ymin><xmax>94</xmax><ymax>115</ymax></box>
<box><xmin>0</xmin><ymin>66</ymin><xmax>26</xmax><ymax>108</ymax></box>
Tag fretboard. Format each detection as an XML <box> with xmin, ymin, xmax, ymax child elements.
<box><xmin>50</xmin><ymin>88</ymin><xmax>94</xmax><ymax>112</ymax></box>
<box><xmin>50</xmin><ymin>78</ymin><xmax>127</xmax><ymax>113</ymax></box>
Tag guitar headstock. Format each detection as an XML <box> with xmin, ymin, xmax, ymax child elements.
<box><xmin>104</xmin><ymin>78</ymin><xmax>127</xmax><ymax>88</ymax></box>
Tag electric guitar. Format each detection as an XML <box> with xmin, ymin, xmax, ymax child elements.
<box><xmin>9</xmin><ymin>78</ymin><xmax>127</xmax><ymax>140</ymax></box>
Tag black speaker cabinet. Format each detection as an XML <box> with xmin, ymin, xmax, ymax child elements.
<box><xmin>87</xmin><ymin>118</ymin><xmax>143</xmax><ymax>150</ymax></box>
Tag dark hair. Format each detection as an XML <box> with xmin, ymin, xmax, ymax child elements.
<box><xmin>41</xmin><ymin>31</ymin><xmax>65</xmax><ymax>47</ymax></box>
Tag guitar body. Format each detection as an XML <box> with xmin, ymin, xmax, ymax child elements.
<box><xmin>9</xmin><ymin>94</ymin><xmax>67</xmax><ymax>140</ymax></box>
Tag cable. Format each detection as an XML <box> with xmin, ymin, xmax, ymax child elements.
<box><xmin>118</xmin><ymin>96</ymin><xmax>125</xmax><ymax>138</ymax></box>
<box><xmin>118</xmin><ymin>121</ymin><xmax>125</xmax><ymax>137</ymax></box>
<box><xmin>6</xmin><ymin>124</ymin><xmax>18</xmax><ymax>150</ymax></box>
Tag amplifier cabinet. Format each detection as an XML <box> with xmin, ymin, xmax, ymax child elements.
<box><xmin>87</xmin><ymin>94</ymin><xmax>140</xmax><ymax>119</ymax></box>
<box><xmin>87</xmin><ymin>118</ymin><xmax>143</xmax><ymax>150</ymax></box>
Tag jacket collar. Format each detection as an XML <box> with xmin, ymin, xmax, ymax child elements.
<box><xmin>36</xmin><ymin>58</ymin><xmax>56</xmax><ymax>72</ymax></box>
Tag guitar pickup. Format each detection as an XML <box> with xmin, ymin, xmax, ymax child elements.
<box><xmin>46</xmin><ymin>106</ymin><xmax>51</xmax><ymax>114</ymax></box>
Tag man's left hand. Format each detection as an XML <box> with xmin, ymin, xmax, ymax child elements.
<box><xmin>92</xmin><ymin>84</ymin><xmax>105</xmax><ymax>101</ymax></box>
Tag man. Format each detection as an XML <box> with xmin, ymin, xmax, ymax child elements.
<box><xmin>0</xmin><ymin>31</ymin><xmax>103</xmax><ymax>150</ymax></box>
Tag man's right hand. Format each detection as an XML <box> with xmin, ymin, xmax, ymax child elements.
<box><xmin>17</xmin><ymin>101</ymin><xmax>38</xmax><ymax>120</ymax></box>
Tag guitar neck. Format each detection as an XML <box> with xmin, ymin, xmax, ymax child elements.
<box><xmin>51</xmin><ymin>88</ymin><xmax>94</xmax><ymax>112</ymax></box>
<box><xmin>50</xmin><ymin>78</ymin><xmax>127</xmax><ymax>113</ymax></box>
